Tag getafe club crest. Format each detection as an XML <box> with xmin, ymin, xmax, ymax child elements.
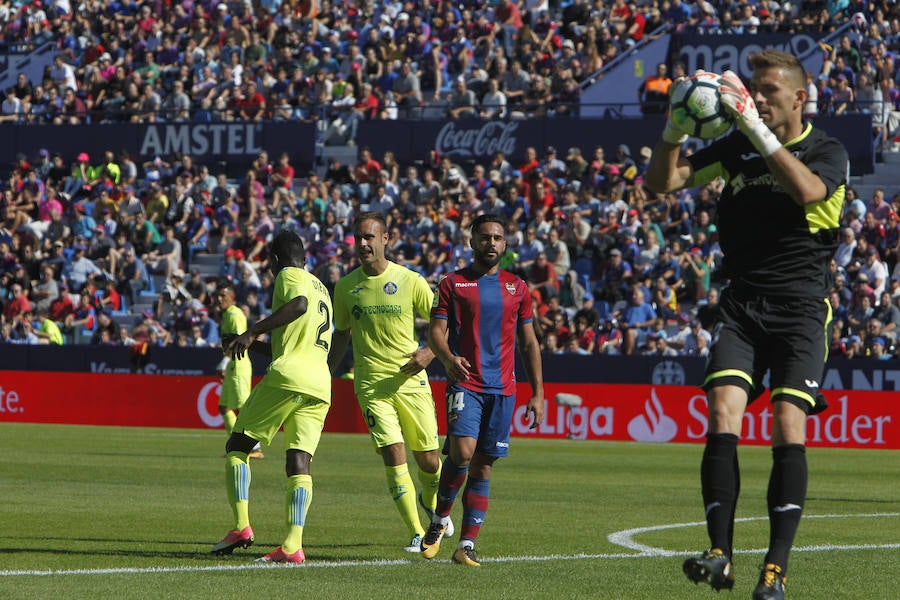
<box><xmin>383</xmin><ymin>282</ymin><xmax>398</xmax><ymax>295</ymax></box>
<box><xmin>505</xmin><ymin>282</ymin><xmax>516</xmax><ymax>295</ymax></box>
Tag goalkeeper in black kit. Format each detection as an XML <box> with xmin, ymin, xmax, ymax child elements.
<box><xmin>645</xmin><ymin>50</ymin><xmax>848</xmax><ymax>600</ymax></box>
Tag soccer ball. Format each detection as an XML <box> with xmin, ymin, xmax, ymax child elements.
<box><xmin>669</xmin><ymin>72</ymin><xmax>733</xmax><ymax>140</ymax></box>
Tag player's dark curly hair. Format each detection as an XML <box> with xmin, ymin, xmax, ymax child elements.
<box><xmin>271</xmin><ymin>230</ymin><xmax>306</xmax><ymax>266</ymax></box>
<box><xmin>470</xmin><ymin>213</ymin><xmax>508</xmax><ymax>234</ymax></box>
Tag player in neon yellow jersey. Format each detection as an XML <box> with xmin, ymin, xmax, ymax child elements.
<box><xmin>329</xmin><ymin>212</ymin><xmax>451</xmax><ymax>553</ymax></box>
<box><xmin>215</xmin><ymin>282</ymin><xmax>262</xmax><ymax>459</ymax></box>
<box><xmin>211</xmin><ymin>231</ymin><xmax>333</xmax><ymax>564</ymax></box>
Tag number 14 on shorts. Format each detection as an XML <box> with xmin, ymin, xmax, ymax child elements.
<box><xmin>447</xmin><ymin>391</ymin><xmax>465</xmax><ymax>425</ymax></box>
<box><xmin>449</xmin><ymin>392</ymin><xmax>465</xmax><ymax>412</ymax></box>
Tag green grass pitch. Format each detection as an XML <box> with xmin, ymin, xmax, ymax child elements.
<box><xmin>1</xmin><ymin>423</ymin><xmax>898</xmax><ymax>599</ymax></box>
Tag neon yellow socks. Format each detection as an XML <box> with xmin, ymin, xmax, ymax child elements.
<box><xmin>418</xmin><ymin>463</ymin><xmax>441</xmax><ymax>514</ymax></box>
<box><xmin>283</xmin><ymin>474</ymin><xmax>313</xmax><ymax>554</ymax></box>
<box><xmin>225</xmin><ymin>452</ymin><xmax>250</xmax><ymax>530</ymax></box>
<box><xmin>386</xmin><ymin>464</ymin><xmax>423</xmax><ymax>536</ymax></box>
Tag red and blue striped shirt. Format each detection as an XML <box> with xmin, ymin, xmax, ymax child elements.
<box><xmin>432</xmin><ymin>268</ymin><xmax>533</xmax><ymax>396</ymax></box>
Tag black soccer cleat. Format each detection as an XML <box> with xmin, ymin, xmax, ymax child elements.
<box><xmin>683</xmin><ymin>548</ymin><xmax>735</xmax><ymax>591</ymax></box>
<box><xmin>752</xmin><ymin>563</ymin><xmax>786</xmax><ymax>600</ymax></box>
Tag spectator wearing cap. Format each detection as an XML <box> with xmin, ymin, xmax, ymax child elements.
<box><xmin>613</xmin><ymin>143</ymin><xmax>636</xmax><ymax>174</ymax></box>
<box><xmin>680</xmin><ymin>246</ymin><xmax>711</xmax><ymax>302</ymax></box>
<box><xmin>220</xmin><ymin>247</ymin><xmax>242</xmax><ymax>281</ymax></box>
<box><xmin>843</xmin><ymin>333</ymin><xmax>864</xmax><ymax>358</ymax></box>
<box><xmin>34</xmin><ymin>148</ymin><xmax>53</xmax><ymax>180</ymax></box>
<box><xmin>869</xmin><ymin>335</ymin><xmax>891</xmax><ymax>359</ymax></box>
<box><xmin>596</xmin><ymin>247</ymin><xmax>632</xmax><ymax>304</ymax></box>
<box><xmin>832</xmin><ymin>74</ymin><xmax>854</xmax><ymax>115</ymax></box>
<box><xmin>668</xmin><ymin>318</ymin><xmax>712</xmax><ymax>356</ymax></box>
<box><xmin>541</xmin><ymin>146</ymin><xmax>567</xmax><ymax>182</ymax></box>
<box><xmin>156</xmin><ymin>267</ymin><xmax>192</xmax><ymax>320</ymax></box>
<box><xmin>63</xmin><ymin>152</ymin><xmax>92</xmax><ymax>198</ymax></box>
<box><xmin>88</xmin><ymin>223</ymin><xmax>113</xmax><ymax>266</ymax></box>
<box><xmin>62</xmin><ymin>244</ymin><xmax>102</xmax><ymax>292</ymax></box>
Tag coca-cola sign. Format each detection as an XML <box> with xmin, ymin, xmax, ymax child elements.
<box><xmin>434</xmin><ymin>121</ymin><xmax>519</xmax><ymax>158</ymax></box>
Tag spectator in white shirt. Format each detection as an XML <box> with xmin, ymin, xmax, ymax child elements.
<box><xmin>479</xmin><ymin>78</ymin><xmax>507</xmax><ymax>119</ymax></box>
<box><xmin>50</xmin><ymin>55</ymin><xmax>77</xmax><ymax>93</ymax></box>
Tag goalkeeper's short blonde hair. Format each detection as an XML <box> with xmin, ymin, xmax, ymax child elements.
<box><xmin>749</xmin><ymin>50</ymin><xmax>806</xmax><ymax>89</ymax></box>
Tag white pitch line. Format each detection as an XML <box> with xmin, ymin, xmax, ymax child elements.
<box><xmin>0</xmin><ymin>554</ymin><xmax>648</xmax><ymax>578</ymax></box>
<box><xmin>3</xmin><ymin>513</ymin><xmax>897</xmax><ymax>578</ymax></box>
<box><xmin>3</xmin><ymin>544</ymin><xmax>899</xmax><ymax>578</ymax></box>
<box><xmin>607</xmin><ymin>512</ymin><xmax>900</xmax><ymax>555</ymax></box>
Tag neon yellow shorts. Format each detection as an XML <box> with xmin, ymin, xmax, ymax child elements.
<box><xmin>358</xmin><ymin>389</ymin><xmax>439</xmax><ymax>452</ymax></box>
<box><xmin>219</xmin><ymin>374</ymin><xmax>251</xmax><ymax>410</ymax></box>
<box><xmin>234</xmin><ymin>379</ymin><xmax>330</xmax><ymax>454</ymax></box>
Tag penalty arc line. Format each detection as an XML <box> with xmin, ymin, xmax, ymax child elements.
<box><xmin>607</xmin><ymin>512</ymin><xmax>900</xmax><ymax>556</ymax></box>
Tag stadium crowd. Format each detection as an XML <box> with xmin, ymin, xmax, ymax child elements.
<box><xmin>1</xmin><ymin>1</ymin><xmax>899</xmax><ymax>361</ymax></box>
<box><xmin>0</xmin><ymin>0</ymin><xmax>887</xmax><ymax>129</ymax></box>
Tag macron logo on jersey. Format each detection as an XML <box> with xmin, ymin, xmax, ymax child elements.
<box><xmin>455</xmin><ymin>282</ymin><xmax>478</xmax><ymax>288</ymax></box>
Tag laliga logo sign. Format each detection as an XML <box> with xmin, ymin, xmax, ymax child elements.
<box><xmin>197</xmin><ymin>381</ymin><xmax>223</xmax><ymax>428</ymax></box>
<box><xmin>627</xmin><ymin>389</ymin><xmax>678</xmax><ymax>442</ymax></box>
<box><xmin>435</xmin><ymin>121</ymin><xmax>518</xmax><ymax>158</ymax></box>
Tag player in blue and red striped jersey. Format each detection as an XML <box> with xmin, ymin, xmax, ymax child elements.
<box><xmin>422</xmin><ymin>213</ymin><xmax>544</xmax><ymax>566</ymax></box>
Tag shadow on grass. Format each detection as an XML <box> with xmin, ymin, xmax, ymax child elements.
<box><xmin>0</xmin><ymin>541</ymin><xmax>379</xmax><ymax>563</ymax></box>
<box><xmin>806</xmin><ymin>496</ymin><xmax>899</xmax><ymax>503</ymax></box>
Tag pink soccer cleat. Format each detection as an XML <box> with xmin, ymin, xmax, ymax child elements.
<box><xmin>211</xmin><ymin>526</ymin><xmax>255</xmax><ymax>555</ymax></box>
<box><xmin>255</xmin><ymin>546</ymin><xmax>306</xmax><ymax>564</ymax></box>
